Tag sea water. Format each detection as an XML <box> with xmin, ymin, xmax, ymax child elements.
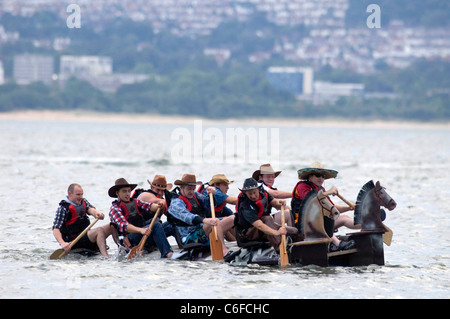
<box><xmin>0</xmin><ymin>116</ymin><xmax>448</xmax><ymax>299</ymax></box>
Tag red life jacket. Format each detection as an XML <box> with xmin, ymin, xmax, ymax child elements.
<box><xmin>59</xmin><ymin>200</ymin><xmax>90</xmax><ymax>241</ymax></box>
<box><xmin>117</xmin><ymin>199</ymin><xmax>145</xmax><ymax>228</ymax></box>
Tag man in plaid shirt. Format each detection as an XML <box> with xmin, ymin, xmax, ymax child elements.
<box><xmin>52</xmin><ymin>183</ymin><xmax>114</xmax><ymax>258</ymax></box>
<box><xmin>108</xmin><ymin>178</ymin><xmax>173</xmax><ymax>258</ymax></box>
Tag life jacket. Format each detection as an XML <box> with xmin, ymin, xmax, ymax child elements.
<box><xmin>165</xmin><ymin>187</ymin><xmax>207</xmax><ymax>227</ymax></box>
<box><xmin>59</xmin><ymin>200</ymin><xmax>90</xmax><ymax>242</ymax></box>
<box><xmin>114</xmin><ymin>199</ymin><xmax>146</xmax><ymax>228</ymax></box>
<box><xmin>197</xmin><ymin>184</ymin><xmax>227</xmax><ymax>217</ymax></box>
<box><xmin>291</xmin><ymin>181</ymin><xmax>319</xmax><ymax>224</ymax></box>
<box><xmin>235</xmin><ymin>188</ymin><xmax>270</xmax><ymax>231</ymax></box>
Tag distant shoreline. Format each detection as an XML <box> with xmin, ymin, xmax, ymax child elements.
<box><xmin>0</xmin><ymin>110</ymin><xmax>449</xmax><ymax>130</ymax></box>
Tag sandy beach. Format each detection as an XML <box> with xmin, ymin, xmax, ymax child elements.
<box><xmin>0</xmin><ymin>109</ymin><xmax>449</xmax><ymax>130</ymax></box>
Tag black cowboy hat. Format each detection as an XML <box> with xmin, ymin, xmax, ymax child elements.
<box><xmin>239</xmin><ymin>178</ymin><xmax>261</xmax><ymax>192</ymax></box>
<box><xmin>108</xmin><ymin>178</ymin><xmax>137</xmax><ymax>198</ymax></box>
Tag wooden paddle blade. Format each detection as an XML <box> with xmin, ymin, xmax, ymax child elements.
<box><xmin>127</xmin><ymin>246</ymin><xmax>144</xmax><ymax>260</ymax></box>
<box><xmin>382</xmin><ymin>223</ymin><xmax>393</xmax><ymax>246</ymax></box>
<box><xmin>209</xmin><ymin>228</ymin><xmax>224</xmax><ymax>261</ymax></box>
<box><xmin>279</xmin><ymin>239</ymin><xmax>289</xmax><ymax>267</ymax></box>
<box><xmin>49</xmin><ymin>248</ymin><xmax>68</xmax><ymax>260</ymax></box>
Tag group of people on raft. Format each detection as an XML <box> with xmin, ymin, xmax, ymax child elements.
<box><xmin>52</xmin><ymin>162</ymin><xmax>358</xmax><ymax>260</ymax></box>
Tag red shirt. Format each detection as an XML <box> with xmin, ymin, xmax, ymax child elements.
<box><xmin>294</xmin><ymin>182</ymin><xmax>335</xmax><ymax>204</ymax></box>
<box><xmin>294</xmin><ymin>182</ymin><xmax>321</xmax><ymax>200</ymax></box>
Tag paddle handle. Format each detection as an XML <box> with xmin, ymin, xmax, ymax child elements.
<box><xmin>138</xmin><ymin>207</ymin><xmax>161</xmax><ymax>251</ymax></box>
<box><xmin>279</xmin><ymin>205</ymin><xmax>289</xmax><ymax>267</ymax></box>
<box><xmin>69</xmin><ymin>218</ymin><xmax>99</xmax><ymax>249</ymax></box>
<box><xmin>337</xmin><ymin>194</ymin><xmax>355</xmax><ymax>210</ymax></box>
<box><xmin>55</xmin><ymin>218</ymin><xmax>99</xmax><ymax>259</ymax></box>
<box><xmin>209</xmin><ymin>192</ymin><xmax>218</xmax><ymax>241</ymax></box>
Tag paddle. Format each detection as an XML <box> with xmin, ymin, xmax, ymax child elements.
<box><xmin>127</xmin><ymin>207</ymin><xmax>161</xmax><ymax>260</ymax></box>
<box><xmin>382</xmin><ymin>224</ymin><xmax>393</xmax><ymax>246</ymax></box>
<box><xmin>337</xmin><ymin>194</ymin><xmax>355</xmax><ymax>210</ymax></box>
<box><xmin>209</xmin><ymin>192</ymin><xmax>224</xmax><ymax>261</ymax></box>
<box><xmin>279</xmin><ymin>205</ymin><xmax>289</xmax><ymax>267</ymax></box>
<box><xmin>49</xmin><ymin>218</ymin><xmax>99</xmax><ymax>260</ymax></box>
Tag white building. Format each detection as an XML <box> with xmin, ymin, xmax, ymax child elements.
<box><xmin>59</xmin><ymin>55</ymin><xmax>148</xmax><ymax>92</ymax></box>
<box><xmin>60</xmin><ymin>55</ymin><xmax>113</xmax><ymax>79</ymax></box>
<box><xmin>13</xmin><ymin>54</ymin><xmax>54</xmax><ymax>85</ymax></box>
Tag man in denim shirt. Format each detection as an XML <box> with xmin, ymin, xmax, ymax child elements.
<box><xmin>167</xmin><ymin>174</ymin><xmax>235</xmax><ymax>259</ymax></box>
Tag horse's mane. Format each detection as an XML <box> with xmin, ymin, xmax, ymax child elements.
<box><xmin>354</xmin><ymin>180</ymin><xmax>375</xmax><ymax>225</ymax></box>
<box><xmin>298</xmin><ymin>191</ymin><xmax>317</xmax><ymax>233</ymax></box>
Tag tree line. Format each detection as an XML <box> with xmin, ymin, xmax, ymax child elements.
<box><xmin>0</xmin><ymin>10</ymin><xmax>448</xmax><ymax>120</ymax></box>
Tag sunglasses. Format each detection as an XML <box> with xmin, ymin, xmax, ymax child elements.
<box><xmin>312</xmin><ymin>173</ymin><xmax>326</xmax><ymax>178</ymax></box>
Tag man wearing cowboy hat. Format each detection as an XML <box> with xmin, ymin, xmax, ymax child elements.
<box><xmin>199</xmin><ymin>174</ymin><xmax>237</xmax><ymax>241</ymax></box>
<box><xmin>108</xmin><ymin>178</ymin><xmax>173</xmax><ymax>258</ymax></box>
<box><xmin>253</xmin><ymin>163</ymin><xmax>293</xmax><ymax>228</ymax></box>
<box><xmin>292</xmin><ymin>162</ymin><xmax>357</xmax><ymax>251</ymax></box>
<box><xmin>135</xmin><ymin>174</ymin><xmax>175</xmax><ymax>238</ymax></box>
<box><xmin>134</xmin><ymin>174</ymin><xmax>172</xmax><ymax>209</ymax></box>
<box><xmin>235</xmin><ymin>178</ymin><xmax>298</xmax><ymax>253</ymax></box>
<box><xmin>167</xmin><ymin>174</ymin><xmax>234</xmax><ymax>259</ymax></box>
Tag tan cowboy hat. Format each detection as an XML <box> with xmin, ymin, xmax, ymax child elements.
<box><xmin>297</xmin><ymin>162</ymin><xmax>338</xmax><ymax>180</ymax></box>
<box><xmin>108</xmin><ymin>178</ymin><xmax>138</xmax><ymax>198</ymax></box>
<box><xmin>209</xmin><ymin>174</ymin><xmax>234</xmax><ymax>185</ymax></box>
<box><xmin>252</xmin><ymin>163</ymin><xmax>281</xmax><ymax>181</ymax></box>
<box><xmin>147</xmin><ymin>174</ymin><xmax>173</xmax><ymax>191</ymax></box>
<box><xmin>174</xmin><ymin>174</ymin><xmax>202</xmax><ymax>186</ymax></box>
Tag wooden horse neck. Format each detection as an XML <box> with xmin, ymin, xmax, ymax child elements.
<box><xmin>360</xmin><ymin>191</ymin><xmax>385</xmax><ymax>231</ymax></box>
<box><xmin>302</xmin><ymin>196</ymin><xmax>331</xmax><ymax>241</ymax></box>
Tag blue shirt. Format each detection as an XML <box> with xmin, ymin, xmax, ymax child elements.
<box><xmin>168</xmin><ymin>192</ymin><xmax>211</xmax><ymax>239</ymax></box>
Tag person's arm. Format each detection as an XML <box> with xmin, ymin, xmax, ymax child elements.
<box><xmin>168</xmin><ymin>198</ymin><xmax>204</xmax><ymax>226</ymax></box>
<box><xmin>52</xmin><ymin>206</ymin><xmax>71</xmax><ymax>250</ymax></box>
<box><xmin>270</xmin><ymin>199</ymin><xmax>286</xmax><ymax>210</ymax></box>
<box><xmin>252</xmin><ymin>220</ymin><xmax>286</xmax><ymax>236</ymax></box>
<box><xmin>52</xmin><ymin>228</ymin><xmax>71</xmax><ymax>251</ymax></box>
<box><xmin>138</xmin><ymin>192</ymin><xmax>166</xmax><ymax>209</ymax></box>
<box><xmin>267</xmin><ymin>188</ymin><xmax>292</xmax><ymax>199</ymax></box>
<box><xmin>225</xmin><ymin>196</ymin><xmax>237</xmax><ymax>205</ymax></box>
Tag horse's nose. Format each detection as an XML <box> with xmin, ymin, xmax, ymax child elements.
<box><xmin>388</xmin><ymin>199</ymin><xmax>397</xmax><ymax>210</ymax></box>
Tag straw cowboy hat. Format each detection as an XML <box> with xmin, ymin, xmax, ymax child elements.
<box><xmin>209</xmin><ymin>174</ymin><xmax>234</xmax><ymax>185</ymax></box>
<box><xmin>147</xmin><ymin>174</ymin><xmax>173</xmax><ymax>191</ymax></box>
<box><xmin>239</xmin><ymin>178</ymin><xmax>261</xmax><ymax>192</ymax></box>
<box><xmin>297</xmin><ymin>162</ymin><xmax>338</xmax><ymax>180</ymax></box>
<box><xmin>252</xmin><ymin>163</ymin><xmax>281</xmax><ymax>181</ymax></box>
<box><xmin>108</xmin><ymin>178</ymin><xmax>137</xmax><ymax>198</ymax></box>
<box><xmin>174</xmin><ymin>174</ymin><xmax>202</xmax><ymax>186</ymax></box>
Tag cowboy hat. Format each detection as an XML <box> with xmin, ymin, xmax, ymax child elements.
<box><xmin>297</xmin><ymin>162</ymin><xmax>338</xmax><ymax>180</ymax></box>
<box><xmin>252</xmin><ymin>163</ymin><xmax>281</xmax><ymax>181</ymax></box>
<box><xmin>108</xmin><ymin>178</ymin><xmax>138</xmax><ymax>198</ymax></box>
<box><xmin>209</xmin><ymin>174</ymin><xmax>234</xmax><ymax>185</ymax></box>
<box><xmin>174</xmin><ymin>174</ymin><xmax>202</xmax><ymax>186</ymax></box>
<box><xmin>239</xmin><ymin>178</ymin><xmax>261</xmax><ymax>192</ymax></box>
<box><xmin>148</xmin><ymin>174</ymin><xmax>173</xmax><ymax>190</ymax></box>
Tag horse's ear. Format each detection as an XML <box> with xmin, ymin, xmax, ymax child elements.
<box><xmin>376</xmin><ymin>181</ymin><xmax>380</xmax><ymax>188</ymax></box>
